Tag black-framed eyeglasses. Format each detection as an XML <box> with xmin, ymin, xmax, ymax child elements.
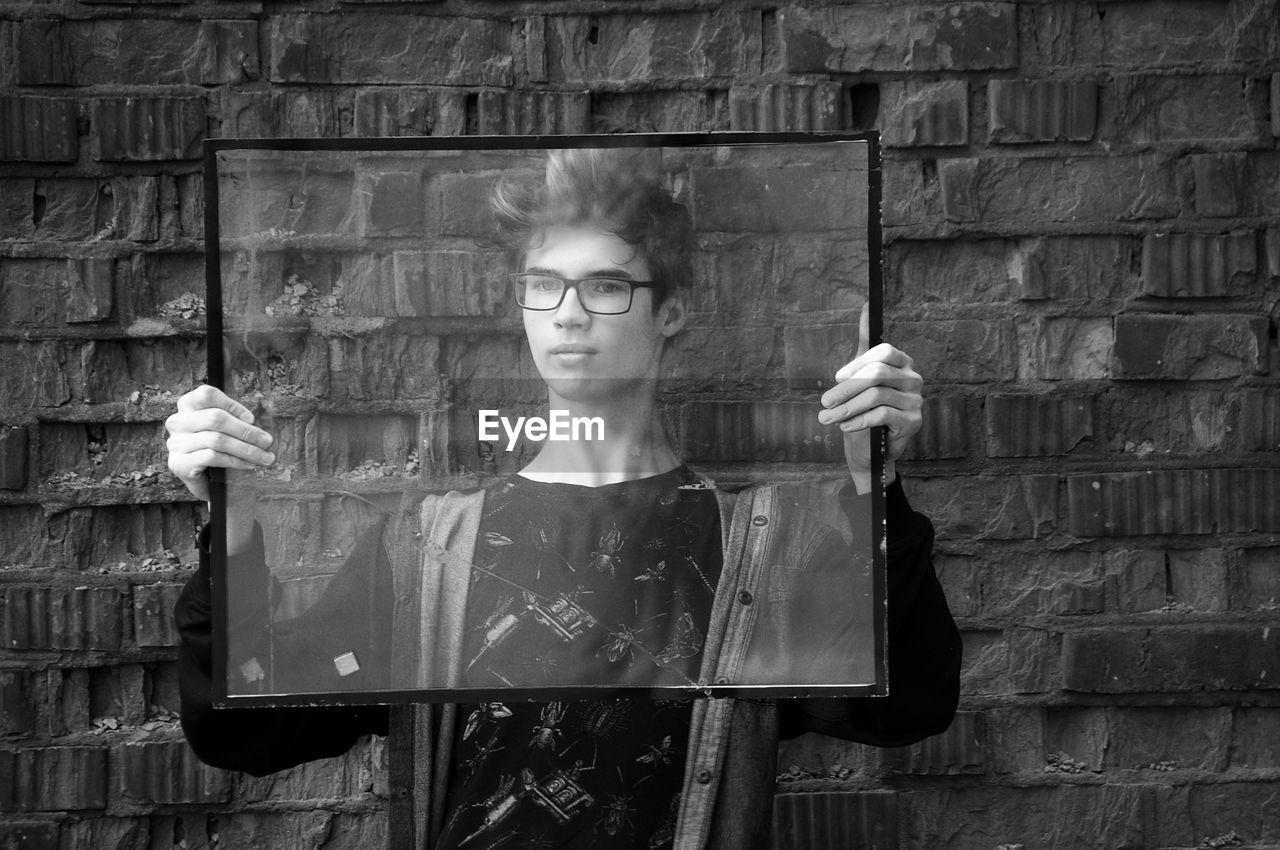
<box><xmin>511</xmin><ymin>273</ymin><xmax>658</xmax><ymax>315</ymax></box>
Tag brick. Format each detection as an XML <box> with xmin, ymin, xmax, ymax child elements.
<box><xmin>1274</xmin><ymin>73</ymin><xmax>1280</xmax><ymax>138</ymax></box>
<box><xmin>986</xmin><ymin>394</ymin><xmax>1094</xmax><ymax>457</ymax></box>
<box><xmin>1103</xmin><ymin>2</ymin><xmax>1277</xmax><ymax>69</ymax></box>
<box><xmin>1068</xmin><ymin>469</ymin><xmax>1280</xmax><ymax>537</ymax></box>
<box><xmin>0</xmin><ymin>747</ymin><xmax>107</xmax><ymax>810</ymax></box>
<box><xmin>667</xmin><ymin>325</ymin><xmax>781</xmax><ymax>392</ymax></box>
<box><xmin>891</xmin><ymin>319</ymin><xmax>1016</xmax><ymax>383</ymax></box>
<box><xmin>92</xmin><ymin>97</ymin><xmax>205</xmax><ymax>162</ymax></box>
<box><xmin>887</xmin><ymin>240</ymin><xmax>1015</xmax><ymax>309</ymax></box>
<box><xmin>1105</xmin><ymin>75</ymin><xmax>1266</xmax><ymax>144</ymax></box>
<box><xmin>39</xmin><ymin>422</ymin><xmax>166</xmax><ymax>483</ymax></box>
<box><xmin>327</xmin><ymin>335</ymin><xmax>441</xmax><ymax>401</ymax></box>
<box><xmin>0</xmin><ymin>427</ymin><xmax>28</xmax><ymax>490</ymax></box>
<box><xmin>1232</xmin><ymin>547</ymin><xmax>1280</xmax><ymax>611</ymax></box>
<box><xmin>1105</xmin><ymin>549</ymin><xmax>1169</xmax><ymax>613</ymax></box>
<box><xmin>1</xmin><ymin>258</ymin><xmax>115</xmax><ymax>326</ymax></box>
<box><xmin>908</xmin><ymin>785</ymin><xmax>1152</xmax><ymax>850</ymax></box>
<box><xmin>430</xmin><ymin>169</ymin><xmax>517</xmax><ymax>238</ymax></box>
<box><xmin>900</xmin><ymin>394</ymin><xmax>967</xmax><ymax>461</ymax></box>
<box><xmin>124</xmin><ymin>253</ymin><xmax>203</xmax><ymax>327</ymax></box>
<box><xmin>1064</xmin><ymin>625</ymin><xmax>1280</xmax><ymax>692</ymax></box>
<box><xmin>217</xmin><ymin>89</ymin><xmax>352</xmax><ymax>139</ymax></box>
<box><xmin>116</xmin><ymin>741</ymin><xmax>231</xmax><ymax>806</ymax></box>
<box><xmin>0</xmin><ymin>179</ymin><xmax>36</xmax><ymax>239</ymax></box>
<box><xmin>593</xmin><ymin>90</ymin><xmax>729</xmax><ymax>133</ymax></box>
<box><xmin>61</xmin><ymin>818</ymin><xmax>148</xmax><ymax>850</ymax></box>
<box><xmin>269</xmin><ymin>14</ymin><xmax>511</xmax><ymax>85</ymax></box>
<box><xmin>984</xmin><ymin>707</ymin><xmax>1043</xmax><ymax>774</ymax></box>
<box><xmin>1110</xmin><ymin>707</ymin><xmax>1230</xmax><ymax>771</ymax></box>
<box><xmin>225</xmin><ymin>335</ymin><xmax>329</xmax><ymax>401</ymax></box>
<box><xmin>1229</xmin><ymin>708</ymin><xmax>1280</xmax><ymax>768</ymax></box>
<box><xmin>1104</xmin><ymin>387</ymin><xmax>1233</xmax><ymax>455</ymax></box>
<box><xmin>773</xmin><ymin>792</ymin><xmax>897</xmax><ymax>849</ymax></box>
<box><xmin>1192</xmin><ymin>152</ymin><xmax>1247</xmax><ymax>217</ymax></box>
<box><xmin>2</xmin><ymin>586</ymin><xmax>125</xmax><ymax>651</ymax></box>
<box><xmin>49</xmin><ymin>503</ymin><xmax>201</xmax><ymax>569</ymax></box>
<box><xmin>678</xmin><ymin>401</ymin><xmax>842</xmax><ymax>464</ymax></box>
<box><xmin>695</xmin><ymin>236</ymin><xmax>867</xmax><ymax>318</ymax></box>
<box><xmin>0</xmin><ymin>507</ymin><xmax>45</xmax><ymax>566</ymax></box>
<box><xmin>0</xmin><ymin>671</ymin><xmax>35</xmax><ymax>736</ymax></box>
<box><xmin>215</xmin><ymin>813</ymin><xmax>385</xmax><ymax>849</ymax></box>
<box><xmin>0</xmin><ymin>96</ymin><xmax>78</xmax><ymax>162</ymax></box>
<box><xmin>310</xmin><ymin>414</ymin><xmax>418</xmax><ymax>477</ymax></box>
<box><xmin>691</xmin><ymin>164</ymin><xmax>866</xmax><ymax>233</ymax></box>
<box><xmin>344</xmin><ymin>171</ymin><xmax>424</xmax><ymax>238</ymax></box>
<box><xmin>353</xmin><ymin>88</ymin><xmax>466</xmax><ymax>137</ymax></box>
<box><xmin>1008</xmin><ymin>627</ymin><xmax>1058</xmax><ymax>693</ymax></box>
<box><xmin>729</xmin><ymin>82</ymin><xmax>841</xmax><ymax>132</ymax></box>
<box><xmin>879</xmin><ymin>711</ymin><xmax>985</xmax><ymax>775</ymax></box>
<box><xmin>1268</xmin><ymin>225</ymin><xmax>1280</xmax><ymax>280</ymax></box>
<box><xmin>1043</xmin><ymin>706</ymin><xmax>1107</xmax><ymax>771</ymax></box>
<box><xmin>880</xmin><ymin>80</ymin><xmax>967</xmax><ymax>148</ymax></box>
<box><xmin>934</xmin><ymin>553</ymin><xmax>980</xmax><ymax>618</ymax></box>
<box><xmin>477</xmin><ymin>90</ymin><xmax>589</xmax><ymax>135</ymax></box>
<box><xmin>14</xmin><ymin>19</ymin><xmax>258</xmax><ymax>86</ymax></box>
<box><xmin>218</xmin><ymin>161</ymin><xmax>354</xmax><ymax>238</ymax></box>
<box><xmin>911</xmin><ymin>474</ymin><xmax>1058</xmax><ymax>541</ymax></box>
<box><xmin>1141</xmin><ymin>231</ymin><xmax>1255</xmax><ymax>297</ymax></box>
<box><xmin>1112</xmin><ymin>314</ymin><xmax>1267</xmax><ymax>380</ymax></box>
<box><xmin>29</xmin><ymin>177</ymin><xmax>158</xmax><ymax>242</ymax></box>
<box><xmin>48</xmin><ymin>669</ymin><xmax>90</xmax><ymax>736</ymax></box>
<box><xmin>951</xmin><ymin>551</ymin><xmax>1101</xmax><ymax>618</ymax></box>
<box><xmin>1167</xmin><ymin>549</ymin><xmax>1229</xmax><ymax>612</ymax></box>
<box><xmin>988</xmin><ymin>79</ymin><xmax>1097</xmax><ymax>143</ymax></box>
<box><xmin>932</xmin><ymin>155</ymin><xmax>1178</xmax><ymax>225</ymax></box>
<box><xmin>959</xmin><ymin>630</ymin><xmax>1007</xmax><ymax>695</ymax></box>
<box><xmin>132</xmin><ymin>584</ymin><xmax>183</xmax><ymax>648</ymax></box>
<box><xmin>544</xmin><ymin>12</ymin><xmax>760</xmax><ymax>84</ymax></box>
<box><xmin>0</xmin><ymin>821</ymin><xmax>58</xmax><ymax>848</ymax></box>
<box><xmin>1244</xmin><ymin>390</ymin><xmax>1280</xmax><ymax>452</ymax></box>
<box><xmin>1189</xmin><ymin>783</ymin><xmax>1280</xmax><ymax>843</ymax></box>
<box><xmin>782</xmin><ymin>325</ymin><xmax>857</xmax><ymax>390</ymax></box>
<box><xmin>779</xmin><ymin>4</ymin><xmax>1016</xmax><ymax>73</ymax></box>
<box><xmin>1013</xmin><ymin>236</ymin><xmax>1140</xmax><ymax>302</ymax></box>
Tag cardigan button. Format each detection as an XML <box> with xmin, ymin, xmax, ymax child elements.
<box><xmin>695</xmin><ymin>768</ymin><xmax>713</xmax><ymax>784</ymax></box>
<box><xmin>737</xmin><ymin>590</ymin><xmax>753</xmax><ymax>605</ymax></box>
<box><xmin>714</xmin><ymin>676</ymin><xmax>730</xmax><ymax>685</ymax></box>
<box><xmin>751</xmin><ymin>515</ymin><xmax>768</xmax><ymax>527</ymax></box>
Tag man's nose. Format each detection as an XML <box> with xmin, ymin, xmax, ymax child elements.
<box><xmin>553</xmin><ymin>284</ymin><xmax>591</xmax><ymax>327</ymax></box>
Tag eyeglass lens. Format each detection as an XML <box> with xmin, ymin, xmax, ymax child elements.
<box><xmin>516</xmin><ymin>275</ymin><xmax>634</xmax><ymax>314</ymax></box>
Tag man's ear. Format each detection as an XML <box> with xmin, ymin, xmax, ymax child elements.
<box><xmin>657</xmin><ymin>292</ymin><xmax>687</xmax><ymax>338</ymax></box>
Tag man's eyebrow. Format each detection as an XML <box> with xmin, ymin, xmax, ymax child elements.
<box><xmin>522</xmin><ymin>265</ymin><xmax>639</xmax><ymax>280</ymax></box>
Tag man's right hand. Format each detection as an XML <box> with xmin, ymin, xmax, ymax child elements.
<box><xmin>165</xmin><ymin>385</ymin><xmax>276</xmax><ymax>504</ymax></box>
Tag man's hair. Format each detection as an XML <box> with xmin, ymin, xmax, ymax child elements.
<box><xmin>489</xmin><ymin>148</ymin><xmax>693</xmax><ymax>309</ymax></box>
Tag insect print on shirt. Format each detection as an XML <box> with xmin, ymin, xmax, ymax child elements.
<box><xmin>530</xmin><ymin>701</ymin><xmax>566</xmax><ymax>750</ymax></box>
<box><xmin>655</xmin><ymin>612</ymin><xmax>702</xmax><ymax>666</ymax></box>
<box><xmin>528</xmin><ymin>521</ymin><xmax>574</xmax><ymax>576</ymax></box>
<box><xmin>586</xmin><ymin>523</ymin><xmax>625</xmax><ymax>576</ymax></box>
<box><xmin>464</xmin><ymin>702</ymin><xmax>513</xmax><ymax>741</ymax></box>
<box><xmin>483</xmin><ymin>531</ymin><xmax>514</xmax><ymax>549</ymax></box>
<box><xmin>635</xmin><ymin>734</ymin><xmax>675</xmax><ymax>767</ymax></box>
<box><xmin>462</xmin><ymin>729</ymin><xmax>505</xmax><ymax>779</ymax></box>
<box><xmin>598</xmin><ymin>622</ymin><xmax>646</xmax><ymax>664</ymax></box>
<box><xmin>634</xmin><ymin>560</ymin><xmax>668</xmax><ymax>583</ymax></box>
<box><xmin>595</xmin><ymin>791</ymin><xmax>639</xmax><ymax>836</ymax></box>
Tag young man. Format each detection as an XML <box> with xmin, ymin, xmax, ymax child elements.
<box><xmin>168</xmin><ymin>148</ymin><xmax>960</xmax><ymax>849</ymax></box>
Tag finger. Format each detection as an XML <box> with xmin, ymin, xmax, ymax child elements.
<box><xmin>167</xmin><ymin>430</ymin><xmax>277</xmax><ymax>467</ymax></box>
<box><xmin>837</xmin><ymin>405</ymin><xmax>923</xmax><ymax>438</ymax></box>
<box><xmin>821</xmin><ymin>362</ymin><xmax>923</xmax><ymax>410</ymax></box>
<box><xmin>168</xmin><ymin>407</ymin><xmax>274</xmax><ymax>450</ymax></box>
<box><xmin>818</xmin><ymin>386</ymin><xmax>922</xmax><ymax>427</ymax></box>
<box><xmin>835</xmin><ymin>343</ymin><xmax>914</xmax><ymax>382</ymax></box>
<box><xmin>176</xmin><ymin>384</ymin><xmax>256</xmax><ymax>425</ymax></box>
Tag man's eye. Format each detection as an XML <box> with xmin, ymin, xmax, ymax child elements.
<box><xmin>527</xmin><ymin>276</ymin><xmax>560</xmax><ymax>292</ymax></box>
<box><xmin>586</xmin><ymin>279</ymin><xmax>627</xmax><ymax>296</ymax></box>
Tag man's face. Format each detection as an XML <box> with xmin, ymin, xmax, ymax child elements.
<box><xmin>521</xmin><ymin>225</ymin><xmax>684</xmax><ymax>403</ymax></box>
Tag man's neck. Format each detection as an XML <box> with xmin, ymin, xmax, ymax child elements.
<box><xmin>517</xmin><ymin>388</ymin><xmax>681</xmax><ymax>486</ymax></box>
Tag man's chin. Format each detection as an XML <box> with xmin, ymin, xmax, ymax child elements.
<box><xmin>543</xmin><ymin>376</ymin><xmax>635</xmax><ymax>403</ymax></box>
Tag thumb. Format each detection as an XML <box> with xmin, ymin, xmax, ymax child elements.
<box><xmin>856</xmin><ymin>301</ymin><xmax>870</xmax><ymax>358</ymax></box>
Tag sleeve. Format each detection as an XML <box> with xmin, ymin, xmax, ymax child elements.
<box><xmin>174</xmin><ymin>522</ymin><xmax>391</xmax><ymax>777</ymax></box>
<box><xmin>778</xmin><ymin>477</ymin><xmax>962</xmax><ymax>747</ymax></box>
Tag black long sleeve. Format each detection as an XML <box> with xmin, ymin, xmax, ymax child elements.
<box><xmin>174</xmin><ymin>524</ymin><xmax>390</xmax><ymax>777</ymax></box>
<box><xmin>778</xmin><ymin>477</ymin><xmax>963</xmax><ymax>746</ymax></box>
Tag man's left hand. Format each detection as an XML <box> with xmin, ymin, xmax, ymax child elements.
<box><xmin>818</xmin><ymin>303</ymin><xmax>924</xmax><ymax>493</ymax></box>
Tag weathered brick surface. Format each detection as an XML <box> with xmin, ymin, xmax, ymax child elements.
<box><xmin>779</xmin><ymin>4</ymin><xmax>1017</xmax><ymax>73</ymax></box>
<box><xmin>988</xmin><ymin>79</ymin><xmax>1097</xmax><ymax>143</ymax></box>
<box><xmin>1112</xmin><ymin>313</ymin><xmax>1267</xmax><ymax>379</ymax></box>
<box><xmin>269</xmin><ymin>15</ymin><xmax>512</xmax><ymax>86</ymax></box>
<box><xmin>881</xmin><ymin>81</ymin><xmax>968</xmax><ymax>147</ymax></box>
<box><xmin>3</xmin><ymin>0</ymin><xmax>1278</xmax><ymax>842</ymax></box>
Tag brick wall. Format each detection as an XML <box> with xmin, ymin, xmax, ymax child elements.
<box><xmin>1</xmin><ymin>2</ymin><xmax>1277</xmax><ymax>848</ymax></box>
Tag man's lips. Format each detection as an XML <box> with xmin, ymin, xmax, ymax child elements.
<box><xmin>549</xmin><ymin>344</ymin><xmax>597</xmax><ymax>354</ymax></box>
